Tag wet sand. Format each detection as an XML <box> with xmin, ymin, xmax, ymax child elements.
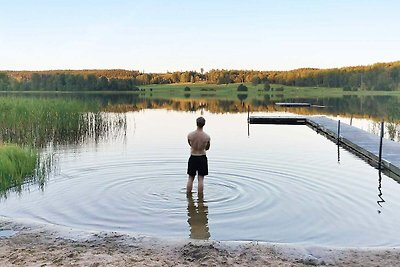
<box><xmin>1</xmin><ymin>218</ymin><xmax>400</xmax><ymax>266</ymax></box>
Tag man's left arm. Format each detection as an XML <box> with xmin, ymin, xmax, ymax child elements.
<box><xmin>205</xmin><ymin>139</ymin><xmax>210</xmax><ymax>150</ymax></box>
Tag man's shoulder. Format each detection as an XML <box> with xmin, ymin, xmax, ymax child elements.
<box><xmin>187</xmin><ymin>130</ymin><xmax>196</xmax><ymax>138</ymax></box>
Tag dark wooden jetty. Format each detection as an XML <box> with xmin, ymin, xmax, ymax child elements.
<box><xmin>275</xmin><ymin>102</ymin><xmax>311</xmax><ymax>107</ymax></box>
<box><xmin>249</xmin><ymin>116</ymin><xmax>307</xmax><ymax>125</ymax></box>
<box><xmin>249</xmin><ymin>115</ymin><xmax>400</xmax><ymax>177</ymax></box>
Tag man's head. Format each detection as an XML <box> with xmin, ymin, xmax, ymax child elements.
<box><xmin>196</xmin><ymin>117</ymin><xmax>206</xmax><ymax>128</ymax></box>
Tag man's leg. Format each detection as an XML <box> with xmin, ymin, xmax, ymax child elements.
<box><xmin>198</xmin><ymin>175</ymin><xmax>204</xmax><ymax>195</ymax></box>
<box><xmin>186</xmin><ymin>175</ymin><xmax>195</xmax><ymax>194</ymax></box>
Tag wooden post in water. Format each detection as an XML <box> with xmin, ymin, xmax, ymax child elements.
<box><xmin>337</xmin><ymin>120</ymin><xmax>341</xmax><ymax>145</ymax></box>
<box><xmin>247</xmin><ymin>105</ymin><xmax>250</xmax><ymax>137</ymax></box>
<box><xmin>378</xmin><ymin>120</ymin><xmax>384</xmax><ymax>169</ymax></box>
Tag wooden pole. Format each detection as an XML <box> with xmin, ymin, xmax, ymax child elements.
<box><xmin>337</xmin><ymin>120</ymin><xmax>341</xmax><ymax>145</ymax></box>
<box><xmin>247</xmin><ymin>105</ymin><xmax>250</xmax><ymax>136</ymax></box>
<box><xmin>378</xmin><ymin>120</ymin><xmax>384</xmax><ymax>169</ymax></box>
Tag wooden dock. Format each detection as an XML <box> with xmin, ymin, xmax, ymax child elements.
<box><xmin>248</xmin><ymin>116</ymin><xmax>307</xmax><ymax>125</ymax></box>
<box><xmin>275</xmin><ymin>102</ymin><xmax>311</xmax><ymax>107</ymax></box>
<box><xmin>249</xmin><ymin>116</ymin><xmax>400</xmax><ymax>177</ymax></box>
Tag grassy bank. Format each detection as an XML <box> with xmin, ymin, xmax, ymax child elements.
<box><xmin>138</xmin><ymin>83</ymin><xmax>400</xmax><ymax>99</ymax></box>
<box><xmin>3</xmin><ymin>83</ymin><xmax>400</xmax><ymax>100</ymax></box>
<box><xmin>0</xmin><ymin>144</ymin><xmax>38</xmax><ymax>194</ymax></box>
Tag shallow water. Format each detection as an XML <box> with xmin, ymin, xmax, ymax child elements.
<box><xmin>1</xmin><ymin>109</ymin><xmax>400</xmax><ymax>247</ymax></box>
<box><xmin>0</xmin><ymin>230</ymin><xmax>18</xmax><ymax>238</ymax></box>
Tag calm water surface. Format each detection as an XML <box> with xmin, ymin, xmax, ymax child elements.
<box><xmin>1</xmin><ymin>108</ymin><xmax>400</xmax><ymax>247</ymax></box>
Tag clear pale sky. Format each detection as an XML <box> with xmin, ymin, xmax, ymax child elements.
<box><xmin>1</xmin><ymin>0</ymin><xmax>399</xmax><ymax>72</ymax></box>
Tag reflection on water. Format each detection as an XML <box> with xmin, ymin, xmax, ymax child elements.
<box><xmin>2</xmin><ymin>92</ymin><xmax>400</xmax><ymax>120</ymax></box>
<box><xmin>2</xmin><ymin>94</ymin><xmax>400</xmax><ymax>246</ymax></box>
<box><xmin>377</xmin><ymin>170</ymin><xmax>386</xmax><ymax>210</ymax></box>
<box><xmin>187</xmin><ymin>194</ymin><xmax>210</xmax><ymax>239</ymax></box>
<box><xmin>1</xmin><ymin>110</ymin><xmax>400</xmax><ymax>246</ymax></box>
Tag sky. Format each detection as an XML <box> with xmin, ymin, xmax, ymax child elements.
<box><xmin>1</xmin><ymin>0</ymin><xmax>399</xmax><ymax>72</ymax></box>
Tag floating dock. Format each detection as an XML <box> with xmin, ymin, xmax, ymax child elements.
<box><xmin>275</xmin><ymin>102</ymin><xmax>311</xmax><ymax>107</ymax></box>
<box><xmin>249</xmin><ymin>116</ymin><xmax>400</xmax><ymax>178</ymax></box>
<box><xmin>249</xmin><ymin>116</ymin><xmax>307</xmax><ymax>125</ymax></box>
<box><xmin>275</xmin><ymin>102</ymin><xmax>326</xmax><ymax>108</ymax></box>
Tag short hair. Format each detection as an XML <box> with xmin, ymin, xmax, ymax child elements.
<box><xmin>196</xmin><ymin>117</ymin><xmax>206</xmax><ymax>128</ymax></box>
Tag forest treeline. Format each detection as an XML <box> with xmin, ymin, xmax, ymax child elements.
<box><xmin>1</xmin><ymin>61</ymin><xmax>399</xmax><ymax>91</ymax></box>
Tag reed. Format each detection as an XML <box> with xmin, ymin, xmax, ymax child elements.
<box><xmin>0</xmin><ymin>96</ymin><xmax>126</xmax><ymax>147</ymax></box>
<box><xmin>0</xmin><ymin>144</ymin><xmax>38</xmax><ymax>195</ymax></box>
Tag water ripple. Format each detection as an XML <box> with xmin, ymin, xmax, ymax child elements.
<box><xmin>2</xmin><ymin>110</ymin><xmax>400</xmax><ymax>247</ymax></box>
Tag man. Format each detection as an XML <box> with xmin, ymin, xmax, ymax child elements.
<box><xmin>187</xmin><ymin>116</ymin><xmax>210</xmax><ymax>195</ymax></box>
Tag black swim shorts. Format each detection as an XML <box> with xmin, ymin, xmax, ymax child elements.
<box><xmin>187</xmin><ymin>155</ymin><xmax>208</xmax><ymax>177</ymax></box>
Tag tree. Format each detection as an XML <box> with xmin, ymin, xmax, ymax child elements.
<box><xmin>0</xmin><ymin>73</ymin><xmax>10</xmax><ymax>90</ymax></box>
<box><xmin>86</xmin><ymin>74</ymin><xmax>98</xmax><ymax>90</ymax></box>
<box><xmin>263</xmin><ymin>80</ymin><xmax>271</xmax><ymax>91</ymax></box>
<box><xmin>251</xmin><ymin>76</ymin><xmax>261</xmax><ymax>86</ymax></box>
<box><xmin>31</xmin><ymin>73</ymin><xmax>41</xmax><ymax>90</ymax></box>
<box><xmin>237</xmin><ymin>83</ymin><xmax>248</xmax><ymax>92</ymax></box>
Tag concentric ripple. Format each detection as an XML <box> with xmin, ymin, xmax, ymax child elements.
<box><xmin>2</xmin><ymin>110</ymin><xmax>400</xmax><ymax>247</ymax></box>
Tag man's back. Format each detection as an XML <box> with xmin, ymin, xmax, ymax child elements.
<box><xmin>188</xmin><ymin>129</ymin><xmax>210</xmax><ymax>156</ymax></box>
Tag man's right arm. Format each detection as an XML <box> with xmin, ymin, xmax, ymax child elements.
<box><xmin>187</xmin><ymin>133</ymin><xmax>192</xmax><ymax>146</ymax></box>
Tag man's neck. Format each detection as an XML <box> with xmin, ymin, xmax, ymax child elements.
<box><xmin>197</xmin><ymin>127</ymin><xmax>203</xmax><ymax>131</ymax></box>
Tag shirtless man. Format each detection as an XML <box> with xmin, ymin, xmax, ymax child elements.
<box><xmin>186</xmin><ymin>117</ymin><xmax>211</xmax><ymax>195</ymax></box>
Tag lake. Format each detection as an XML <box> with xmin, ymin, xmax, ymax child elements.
<box><xmin>1</xmin><ymin>93</ymin><xmax>400</xmax><ymax>247</ymax></box>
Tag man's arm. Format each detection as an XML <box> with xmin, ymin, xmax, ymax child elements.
<box><xmin>188</xmin><ymin>139</ymin><xmax>191</xmax><ymax>146</ymax></box>
<box><xmin>205</xmin><ymin>140</ymin><xmax>210</xmax><ymax>150</ymax></box>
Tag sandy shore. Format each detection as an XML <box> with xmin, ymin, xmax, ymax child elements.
<box><xmin>1</xmin><ymin>218</ymin><xmax>400</xmax><ymax>266</ymax></box>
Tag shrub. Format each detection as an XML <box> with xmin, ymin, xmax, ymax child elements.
<box><xmin>263</xmin><ymin>81</ymin><xmax>271</xmax><ymax>91</ymax></box>
<box><xmin>237</xmin><ymin>84</ymin><xmax>248</xmax><ymax>92</ymax></box>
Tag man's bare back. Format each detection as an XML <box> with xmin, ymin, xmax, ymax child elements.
<box><xmin>188</xmin><ymin>129</ymin><xmax>210</xmax><ymax>156</ymax></box>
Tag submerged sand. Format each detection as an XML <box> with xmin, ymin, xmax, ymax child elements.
<box><xmin>1</xmin><ymin>218</ymin><xmax>400</xmax><ymax>266</ymax></box>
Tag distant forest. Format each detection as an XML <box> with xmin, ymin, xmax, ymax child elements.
<box><xmin>1</xmin><ymin>61</ymin><xmax>399</xmax><ymax>91</ymax></box>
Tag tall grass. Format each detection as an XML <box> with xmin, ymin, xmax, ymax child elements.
<box><xmin>0</xmin><ymin>96</ymin><xmax>127</xmax><ymax>196</ymax></box>
<box><xmin>0</xmin><ymin>96</ymin><xmax>126</xmax><ymax>147</ymax></box>
<box><xmin>0</xmin><ymin>144</ymin><xmax>38</xmax><ymax>196</ymax></box>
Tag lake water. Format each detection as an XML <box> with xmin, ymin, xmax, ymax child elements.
<box><xmin>1</xmin><ymin>103</ymin><xmax>400</xmax><ymax>247</ymax></box>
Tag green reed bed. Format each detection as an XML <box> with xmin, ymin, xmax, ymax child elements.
<box><xmin>0</xmin><ymin>96</ymin><xmax>126</xmax><ymax>196</ymax></box>
<box><xmin>0</xmin><ymin>96</ymin><xmax>126</xmax><ymax>197</ymax></box>
<box><xmin>0</xmin><ymin>96</ymin><xmax>107</xmax><ymax>146</ymax></box>
<box><xmin>0</xmin><ymin>144</ymin><xmax>38</xmax><ymax>194</ymax></box>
